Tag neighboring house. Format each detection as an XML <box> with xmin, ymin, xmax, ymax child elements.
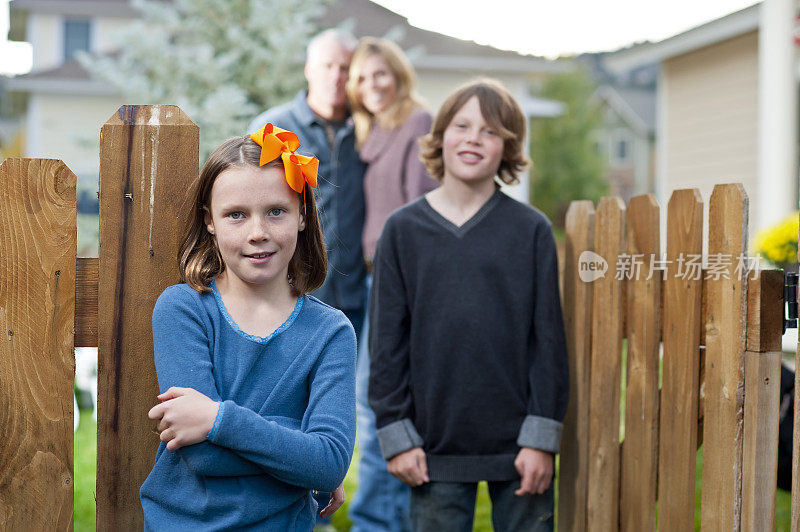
<box><xmin>580</xmin><ymin>52</ymin><xmax>657</xmax><ymax>202</ymax></box>
<box><xmin>5</xmin><ymin>0</ymin><xmax>134</xmax><ymax>187</ymax></box>
<box><xmin>591</xmin><ymin>84</ymin><xmax>656</xmax><ymax>203</ymax></box>
<box><xmin>601</xmin><ymin>2</ymin><xmax>798</xmax><ymax>235</ymax></box>
<box><xmin>6</xmin><ymin>0</ymin><xmax>570</xmax><ymax>203</ymax></box>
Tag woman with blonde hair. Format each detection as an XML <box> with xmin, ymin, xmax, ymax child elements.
<box><xmin>346</xmin><ymin>37</ymin><xmax>437</xmax><ymax>532</ymax></box>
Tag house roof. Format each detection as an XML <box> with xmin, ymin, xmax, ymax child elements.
<box><xmin>593</xmin><ymin>84</ymin><xmax>655</xmax><ymax>136</ymax></box>
<box><xmin>4</xmin><ymin>58</ymin><xmax>117</xmax><ymax>94</ymax></box>
<box><xmin>10</xmin><ymin>0</ymin><xmax>139</xmax><ymax>18</ymax></box>
<box><xmin>603</xmin><ymin>3</ymin><xmax>759</xmax><ymax>74</ymax></box>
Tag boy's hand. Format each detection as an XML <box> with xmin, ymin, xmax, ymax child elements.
<box><xmin>387</xmin><ymin>447</ymin><xmax>429</xmax><ymax>487</ymax></box>
<box><xmin>319</xmin><ymin>483</ymin><xmax>345</xmax><ymax>518</ymax></box>
<box><xmin>514</xmin><ymin>447</ymin><xmax>553</xmax><ymax>496</ymax></box>
<box><xmin>148</xmin><ymin>386</ymin><xmax>219</xmax><ymax>451</ymax></box>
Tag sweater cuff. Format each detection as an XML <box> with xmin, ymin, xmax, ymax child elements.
<box><xmin>376</xmin><ymin>419</ymin><xmax>423</xmax><ymax>460</ymax></box>
<box><xmin>517</xmin><ymin>415</ymin><xmax>562</xmax><ymax>454</ymax></box>
<box><xmin>206</xmin><ymin>401</ymin><xmax>224</xmax><ymax>441</ymax></box>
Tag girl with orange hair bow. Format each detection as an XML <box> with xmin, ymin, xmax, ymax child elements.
<box><xmin>140</xmin><ymin>127</ymin><xmax>355</xmax><ymax>530</ymax></box>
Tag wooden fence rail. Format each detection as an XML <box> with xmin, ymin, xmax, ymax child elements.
<box><xmin>0</xmin><ymin>104</ymin><xmax>797</xmax><ymax>530</ymax></box>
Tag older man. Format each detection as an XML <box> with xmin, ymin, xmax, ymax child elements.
<box><xmin>248</xmin><ymin>29</ymin><xmax>367</xmax><ymax>337</ymax></box>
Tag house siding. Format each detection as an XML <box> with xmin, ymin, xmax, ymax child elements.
<box><xmin>662</xmin><ymin>30</ymin><xmax>758</xmax><ymax>235</ymax></box>
<box><xmin>26</xmin><ymin>93</ymin><xmax>125</xmax><ymax>177</ymax></box>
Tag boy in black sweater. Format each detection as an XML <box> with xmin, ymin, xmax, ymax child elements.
<box><xmin>368</xmin><ymin>79</ymin><xmax>569</xmax><ymax>531</ymax></box>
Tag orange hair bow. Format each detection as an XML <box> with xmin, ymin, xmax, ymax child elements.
<box><xmin>250</xmin><ymin>123</ymin><xmax>319</xmax><ymax>193</ymax></box>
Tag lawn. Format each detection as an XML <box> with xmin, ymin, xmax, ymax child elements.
<box><xmin>75</xmin><ymin>409</ymin><xmax>791</xmax><ymax>530</ymax></box>
<box><xmin>74</xmin><ymin>410</ymin><xmax>97</xmax><ymax>532</ymax></box>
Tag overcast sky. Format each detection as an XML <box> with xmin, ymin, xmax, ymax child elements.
<box><xmin>371</xmin><ymin>0</ymin><xmax>758</xmax><ymax>57</ymax></box>
<box><xmin>0</xmin><ymin>0</ymin><xmax>758</xmax><ymax>74</ymax></box>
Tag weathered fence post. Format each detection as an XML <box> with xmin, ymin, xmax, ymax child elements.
<box><xmin>701</xmin><ymin>183</ymin><xmax>748</xmax><ymax>530</ymax></box>
<box><xmin>620</xmin><ymin>194</ymin><xmax>660</xmax><ymax>531</ymax></box>
<box><xmin>741</xmin><ymin>269</ymin><xmax>783</xmax><ymax>530</ymax></box>
<box><xmin>586</xmin><ymin>197</ymin><xmax>626</xmax><ymax>531</ymax></box>
<box><xmin>96</xmin><ymin>105</ymin><xmax>198</xmax><ymax>530</ymax></box>
<box><xmin>658</xmin><ymin>188</ymin><xmax>703</xmax><ymax>530</ymax></box>
<box><xmin>558</xmin><ymin>201</ymin><xmax>595</xmax><ymax>532</ymax></box>
<box><xmin>0</xmin><ymin>158</ymin><xmax>76</xmax><ymax>529</ymax></box>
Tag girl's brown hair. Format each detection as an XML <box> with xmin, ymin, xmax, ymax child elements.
<box><xmin>346</xmin><ymin>37</ymin><xmax>424</xmax><ymax>149</ymax></box>
<box><xmin>179</xmin><ymin>136</ymin><xmax>327</xmax><ymax>295</ymax></box>
<box><xmin>419</xmin><ymin>78</ymin><xmax>530</xmax><ymax>185</ymax></box>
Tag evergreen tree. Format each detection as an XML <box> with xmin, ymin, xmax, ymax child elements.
<box><xmin>80</xmin><ymin>0</ymin><xmax>326</xmax><ymax>158</ymax></box>
<box><xmin>529</xmin><ymin>69</ymin><xmax>608</xmax><ymax>228</ymax></box>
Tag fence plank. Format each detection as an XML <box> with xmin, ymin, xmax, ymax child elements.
<box><xmin>96</xmin><ymin>105</ymin><xmax>198</xmax><ymax>530</ymax></box>
<box><xmin>657</xmin><ymin>189</ymin><xmax>703</xmax><ymax>530</ymax></box>
<box><xmin>745</xmin><ymin>270</ymin><xmax>783</xmax><ymax>353</ymax></box>
<box><xmin>558</xmin><ymin>200</ymin><xmax>595</xmax><ymax>532</ymax></box>
<box><xmin>701</xmin><ymin>183</ymin><xmax>748</xmax><ymax>531</ymax></box>
<box><xmin>75</xmin><ymin>257</ymin><xmax>98</xmax><ymax>347</ymax></box>
<box><xmin>741</xmin><ymin>350</ymin><xmax>780</xmax><ymax>531</ymax></box>
<box><xmin>0</xmin><ymin>158</ymin><xmax>76</xmax><ymax>530</ymax></box>
<box><xmin>619</xmin><ymin>194</ymin><xmax>660</xmax><ymax>532</ymax></box>
<box><xmin>586</xmin><ymin>196</ymin><xmax>625</xmax><ymax>531</ymax></box>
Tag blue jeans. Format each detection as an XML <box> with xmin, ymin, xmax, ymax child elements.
<box><xmin>348</xmin><ymin>277</ymin><xmax>411</xmax><ymax>532</ymax></box>
<box><xmin>410</xmin><ymin>480</ymin><xmax>554</xmax><ymax>532</ymax></box>
<box><xmin>314</xmin><ymin>305</ymin><xmax>365</xmax><ymax>525</ymax></box>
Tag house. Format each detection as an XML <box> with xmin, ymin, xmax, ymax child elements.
<box><xmin>591</xmin><ymin>83</ymin><xmax>656</xmax><ymax>203</ymax></box>
<box><xmin>601</xmin><ymin>1</ymin><xmax>798</xmax><ymax>235</ymax></box>
<box><xmin>5</xmin><ymin>0</ymin><xmax>571</xmax><ymax>204</ymax></box>
<box><xmin>4</xmin><ymin>0</ymin><xmax>134</xmax><ymax>187</ymax></box>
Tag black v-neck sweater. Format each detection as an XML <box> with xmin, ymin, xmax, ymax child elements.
<box><xmin>368</xmin><ymin>190</ymin><xmax>569</xmax><ymax>482</ymax></box>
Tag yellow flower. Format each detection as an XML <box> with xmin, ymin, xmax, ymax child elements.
<box><xmin>753</xmin><ymin>212</ymin><xmax>798</xmax><ymax>267</ymax></box>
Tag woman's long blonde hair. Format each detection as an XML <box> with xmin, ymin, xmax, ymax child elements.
<box><xmin>346</xmin><ymin>37</ymin><xmax>424</xmax><ymax>149</ymax></box>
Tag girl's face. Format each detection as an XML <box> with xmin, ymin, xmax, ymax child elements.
<box><xmin>356</xmin><ymin>54</ymin><xmax>398</xmax><ymax>116</ymax></box>
<box><xmin>204</xmin><ymin>164</ymin><xmax>305</xmax><ymax>291</ymax></box>
<box><xmin>441</xmin><ymin>95</ymin><xmax>504</xmax><ymax>186</ymax></box>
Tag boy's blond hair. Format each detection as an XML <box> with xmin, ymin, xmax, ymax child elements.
<box><xmin>419</xmin><ymin>78</ymin><xmax>530</xmax><ymax>185</ymax></box>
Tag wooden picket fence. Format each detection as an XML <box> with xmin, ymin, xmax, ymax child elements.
<box><xmin>0</xmin><ymin>104</ymin><xmax>797</xmax><ymax>530</ymax></box>
<box><xmin>1</xmin><ymin>105</ymin><xmax>197</xmax><ymax>530</ymax></box>
<box><xmin>557</xmin><ymin>191</ymin><xmax>800</xmax><ymax>531</ymax></box>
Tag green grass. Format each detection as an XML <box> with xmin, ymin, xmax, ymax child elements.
<box><xmin>74</xmin><ymin>408</ymin><xmax>792</xmax><ymax>531</ymax></box>
<box><xmin>74</xmin><ymin>410</ymin><xmax>96</xmax><ymax>532</ymax></box>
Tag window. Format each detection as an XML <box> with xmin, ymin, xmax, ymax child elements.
<box><xmin>617</xmin><ymin>138</ymin><xmax>628</xmax><ymax>161</ymax></box>
<box><xmin>64</xmin><ymin>19</ymin><xmax>91</xmax><ymax>61</ymax></box>
<box><xmin>611</xmin><ymin>130</ymin><xmax>631</xmax><ymax>165</ymax></box>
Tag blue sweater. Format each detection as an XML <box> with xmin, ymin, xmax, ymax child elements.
<box><xmin>139</xmin><ymin>284</ymin><xmax>356</xmax><ymax>531</ymax></box>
